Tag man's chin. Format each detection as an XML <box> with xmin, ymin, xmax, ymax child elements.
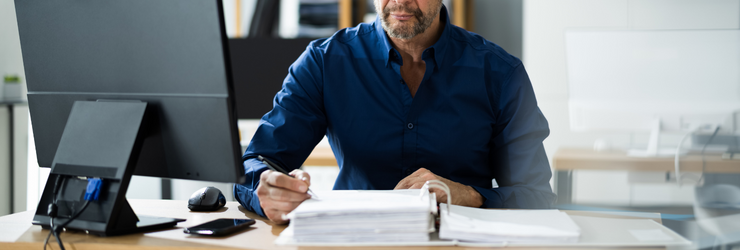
<box><xmin>382</xmin><ymin>19</ymin><xmax>420</xmax><ymax>39</ymax></box>
<box><xmin>388</xmin><ymin>24</ymin><xmax>415</xmax><ymax>34</ymax></box>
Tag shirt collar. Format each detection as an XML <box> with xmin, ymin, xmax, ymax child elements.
<box><xmin>375</xmin><ymin>4</ymin><xmax>452</xmax><ymax>69</ymax></box>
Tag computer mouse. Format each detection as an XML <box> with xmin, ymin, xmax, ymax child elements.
<box><xmin>188</xmin><ymin>186</ymin><xmax>226</xmax><ymax>211</ymax></box>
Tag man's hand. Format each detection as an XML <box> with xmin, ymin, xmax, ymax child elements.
<box><xmin>256</xmin><ymin>169</ymin><xmax>312</xmax><ymax>224</ymax></box>
<box><xmin>394</xmin><ymin>168</ymin><xmax>484</xmax><ymax>208</ymax></box>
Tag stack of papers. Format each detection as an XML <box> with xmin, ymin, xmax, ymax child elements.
<box><xmin>439</xmin><ymin>204</ymin><xmax>581</xmax><ymax>243</ymax></box>
<box><xmin>272</xmin><ymin>190</ymin><xmax>691</xmax><ymax>247</ymax></box>
<box><xmin>284</xmin><ymin>189</ymin><xmax>435</xmax><ymax>243</ymax></box>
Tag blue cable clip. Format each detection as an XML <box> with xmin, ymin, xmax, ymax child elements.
<box><xmin>85</xmin><ymin>178</ymin><xmax>103</xmax><ymax>201</ymax></box>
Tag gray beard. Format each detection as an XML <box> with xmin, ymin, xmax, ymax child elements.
<box><xmin>380</xmin><ymin>4</ymin><xmax>438</xmax><ymax>39</ymax></box>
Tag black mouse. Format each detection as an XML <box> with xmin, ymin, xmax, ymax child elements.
<box><xmin>188</xmin><ymin>186</ymin><xmax>226</xmax><ymax>211</ymax></box>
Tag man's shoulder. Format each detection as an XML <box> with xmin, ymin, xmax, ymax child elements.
<box><xmin>447</xmin><ymin>26</ymin><xmax>522</xmax><ymax>69</ymax></box>
<box><xmin>304</xmin><ymin>22</ymin><xmax>377</xmax><ymax>53</ymax></box>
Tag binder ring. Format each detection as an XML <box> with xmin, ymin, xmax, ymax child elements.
<box><xmin>423</xmin><ymin>180</ymin><xmax>451</xmax><ymax>215</ymax></box>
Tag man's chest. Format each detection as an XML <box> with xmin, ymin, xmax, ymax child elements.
<box><xmin>400</xmin><ymin>62</ymin><xmax>426</xmax><ymax>97</ymax></box>
<box><xmin>320</xmin><ymin>61</ymin><xmax>499</xmax><ymax>165</ymax></box>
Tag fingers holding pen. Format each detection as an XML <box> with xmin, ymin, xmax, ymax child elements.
<box><xmin>290</xmin><ymin>169</ymin><xmax>311</xmax><ymax>187</ymax></box>
<box><xmin>262</xmin><ymin>170</ymin><xmax>311</xmax><ymax>199</ymax></box>
<box><xmin>257</xmin><ymin>170</ymin><xmax>312</xmax><ymax>224</ymax></box>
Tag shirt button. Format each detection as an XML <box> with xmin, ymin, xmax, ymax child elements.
<box><xmin>407</xmin><ymin>123</ymin><xmax>414</xmax><ymax>129</ymax></box>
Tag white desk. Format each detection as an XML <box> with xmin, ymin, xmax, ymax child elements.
<box><xmin>0</xmin><ymin>199</ymin><xmax>690</xmax><ymax>250</ymax></box>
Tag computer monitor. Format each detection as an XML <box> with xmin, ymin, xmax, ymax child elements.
<box><xmin>15</xmin><ymin>0</ymin><xmax>245</xmax><ymax>236</ymax></box>
<box><xmin>565</xmin><ymin>29</ymin><xmax>740</xmax><ymax>156</ymax></box>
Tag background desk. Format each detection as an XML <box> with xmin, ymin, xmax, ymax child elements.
<box><xmin>305</xmin><ymin>147</ymin><xmax>337</xmax><ymax>166</ymax></box>
<box><xmin>553</xmin><ymin>147</ymin><xmax>740</xmax><ymax>204</ymax></box>
<box><xmin>0</xmin><ymin>199</ymin><xmax>669</xmax><ymax>250</ymax></box>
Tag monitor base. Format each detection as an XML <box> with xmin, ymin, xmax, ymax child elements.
<box><xmin>35</xmin><ymin>215</ymin><xmax>185</xmax><ymax>237</ymax></box>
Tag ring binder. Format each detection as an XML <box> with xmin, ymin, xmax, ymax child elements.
<box><xmin>421</xmin><ymin>180</ymin><xmax>450</xmax><ymax>215</ymax></box>
<box><xmin>275</xmin><ymin>186</ymin><xmax>689</xmax><ymax>247</ymax></box>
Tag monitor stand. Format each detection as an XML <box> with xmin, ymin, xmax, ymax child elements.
<box><xmin>32</xmin><ymin>100</ymin><xmax>184</xmax><ymax>236</ymax></box>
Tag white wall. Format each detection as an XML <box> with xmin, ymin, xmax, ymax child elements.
<box><xmin>523</xmin><ymin>0</ymin><xmax>740</xmax><ymax>205</ymax></box>
<box><xmin>0</xmin><ymin>0</ymin><xmax>26</xmax><ymax>99</ymax></box>
<box><xmin>1</xmin><ymin>0</ymin><xmax>29</xmax><ymax>215</ymax></box>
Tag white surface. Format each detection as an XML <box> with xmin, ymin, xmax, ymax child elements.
<box><xmin>457</xmin><ymin>216</ymin><xmax>690</xmax><ymax>247</ymax></box>
<box><xmin>439</xmin><ymin>205</ymin><xmax>580</xmax><ymax>243</ymax></box>
<box><xmin>287</xmin><ymin>189</ymin><xmax>433</xmax><ymax>216</ymax></box>
<box><xmin>524</xmin><ymin>0</ymin><xmax>740</xmax><ymax>205</ymax></box>
<box><xmin>629</xmin><ymin>229</ymin><xmax>674</xmax><ymax>242</ymax></box>
<box><xmin>629</xmin><ymin>0</ymin><xmax>740</xmax><ymax>30</ymax></box>
<box><xmin>574</xmin><ymin>170</ymin><xmax>697</xmax><ymax>206</ymax></box>
<box><xmin>25</xmin><ymin>119</ymin><xmax>43</xmax><ymax>213</ymax></box>
<box><xmin>278</xmin><ymin>0</ymin><xmax>300</xmax><ymax>38</ymax></box>
<box><xmin>573</xmin><ymin>170</ymin><xmax>631</xmax><ymax>205</ymax></box>
<box><xmin>498</xmin><ymin>216</ymin><xmax>691</xmax><ymax>247</ymax></box>
<box><xmin>282</xmin><ymin>189</ymin><xmax>434</xmax><ymax>243</ymax></box>
<box><xmin>0</xmin><ymin>210</ymin><xmax>34</xmax><ymax>242</ymax></box>
<box><xmin>278</xmin><ymin>210</ymin><xmax>691</xmax><ymax>247</ymax></box>
<box><xmin>127</xmin><ymin>176</ymin><xmax>162</xmax><ymax>200</ymax></box>
<box><xmin>301</xmin><ymin>166</ymin><xmax>339</xmax><ymax>191</ymax></box>
<box><xmin>566</xmin><ymin>29</ymin><xmax>740</xmax><ymax>132</ymax></box>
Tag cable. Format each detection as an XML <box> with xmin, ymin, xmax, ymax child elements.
<box><xmin>47</xmin><ymin>200</ymin><xmax>91</xmax><ymax>250</ymax></box>
<box><xmin>43</xmin><ymin>225</ymin><xmax>52</xmax><ymax>250</ymax></box>
<box><xmin>44</xmin><ymin>177</ymin><xmax>100</xmax><ymax>250</ymax></box>
<box><xmin>57</xmin><ymin>200</ymin><xmax>91</xmax><ymax>230</ymax></box>
<box><xmin>698</xmin><ymin>126</ymin><xmax>721</xmax><ymax>186</ymax></box>
<box><xmin>674</xmin><ymin>130</ymin><xmax>694</xmax><ymax>186</ymax></box>
<box><xmin>674</xmin><ymin>125</ymin><xmax>722</xmax><ymax>186</ymax></box>
<box><xmin>50</xmin><ymin>216</ymin><xmax>64</xmax><ymax>250</ymax></box>
<box><xmin>44</xmin><ymin>175</ymin><xmax>65</xmax><ymax>250</ymax></box>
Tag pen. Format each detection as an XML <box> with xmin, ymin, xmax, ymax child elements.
<box><xmin>257</xmin><ymin>155</ymin><xmax>318</xmax><ymax>198</ymax></box>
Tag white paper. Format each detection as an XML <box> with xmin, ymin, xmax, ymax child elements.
<box><xmin>281</xmin><ymin>189</ymin><xmax>434</xmax><ymax>243</ymax></box>
<box><xmin>629</xmin><ymin>229</ymin><xmax>674</xmax><ymax>242</ymax></box>
<box><xmin>439</xmin><ymin>204</ymin><xmax>580</xmax><ymax>243</ymax></box>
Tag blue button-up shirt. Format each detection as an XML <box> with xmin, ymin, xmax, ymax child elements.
<box><xmin>235</xmin><ymin>6</ymin><xmax>555</xmax><ymax>217</ymax></box>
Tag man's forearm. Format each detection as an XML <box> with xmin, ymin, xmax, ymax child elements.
<box><xmin>438</xmin><ymin>176</ymin><xmax>484</xmax><ymax>207</ymax></box>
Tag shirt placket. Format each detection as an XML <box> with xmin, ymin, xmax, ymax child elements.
<box><xmin>394</xmin><ymin>49</ymin><xmax>436</xmax><ymax>176</ymax></box>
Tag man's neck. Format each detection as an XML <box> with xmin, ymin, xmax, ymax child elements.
<box><xmin>388</xmin><ymin>14</ymin><xmax>443</xmax><ymax>64</ymax></box>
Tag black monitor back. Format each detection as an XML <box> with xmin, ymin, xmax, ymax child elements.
<box><xmin>15</xmin><ymin>0</ymin><xmax>245</xmax><ymax>184</ymax></box>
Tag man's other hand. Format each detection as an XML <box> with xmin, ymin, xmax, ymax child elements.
<box><xmin>256</xmin><ymin>169</ymin><xmax>312</xmax><ymax>224</ymax></box>
<box><xmin>394</xmin><ymin>168</ymin><xmax>484</xmax><ymax>208</ymax></box>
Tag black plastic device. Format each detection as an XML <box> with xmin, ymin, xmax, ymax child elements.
<box><xmin>188</xmin><ymin>186</ymin><xmax>227</xmax><ymax>211</ymax></box>
<box><xmin>184</xmin><ymin>218</ymin><xmax>256</xmax><ymax>236</ymax></box>
<box><xmin>15</xmin><ymin>0</ymin><xmax>245</xmax><ymax>236</ymax></box>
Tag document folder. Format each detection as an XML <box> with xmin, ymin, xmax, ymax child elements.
<box><xmin>272</xmin><ymin>181</ymin><xmax>690</xmax><ymax>247</ymax></box>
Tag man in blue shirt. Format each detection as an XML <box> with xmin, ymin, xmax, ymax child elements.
<box><xmin>235</xmin><ymin>0</ymin><xmax>556</xmax><ymax>224</ymax></box>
